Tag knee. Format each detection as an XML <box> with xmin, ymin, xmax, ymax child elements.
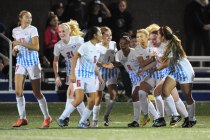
<box><xmin>15</xmin><ymin>90</ymin><xmax>23</xmax><ymax>97</ymax></box>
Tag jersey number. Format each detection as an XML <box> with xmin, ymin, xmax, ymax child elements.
<box><xmin>94</xmin><ymin>56</ymin><xmax>97</xmax><ymax>63</ymax></box>
<box><xmin>66</xmin><ymin>51</ymin><xmax>74</xmax><ymax>59</ymax></box>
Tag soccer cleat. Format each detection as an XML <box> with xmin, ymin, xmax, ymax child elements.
<box><xmin>64</xmin><ymin>117</ymin><xmax>70</xmax><ymax>126</ymax></box>
<box><xmin>92</xmin><ymin>120</ymin><xmax>98</xmax><ymax>128</ymax></box>
<box><xmin>42</xmin><ymin>116</ymin><xmax>52</xmax><ymax>128</ymax></box>
<box><xmin>78</xmin><ymin>122</ymin><xmax>89</xmax><ymax>128</ymax></box>
<box><xmin>12</xmin><ymin>118</ymin><xmax>28</xmax><ymax>127</ymax></box>
<box><xmin>189</xmin><ymin>120</ymin><xmax>197</xmax><ymax>127</ymax></box>
<box><xmin>128</xmin><ymin>121</ymin><xmax>139</xmax><ymax>127</ymax></box>
<box><xmin>170</xmin><ymin>115</ymin><xmax>181</xmax><ymax>126</ymax></box>
<box><xmin>86</xmin><ymin>119</ymin><xmax>90</xmax><ymax>127</ymax></box>
<box><xmin>140</xmin><ymin>115</ymin><xmax>150</xmax><ymax>126</ymax></box>
<box><xmin>152</xmin><ymin>117</ymin><xmax>166</xmax><ymax>127</ymax></box>
<box><xmin>56</xmin><ymin>118</ymin><xmax>69</xmax><ymax>127</ymax></box>
<box><xmin>104</xmin><ymin>115</ymin><xmax>110</xmax><ymax>126</ymax></box>
<box><xmin>182</xmin><ymin>117</ymin><xmax>192</xmax><ymax>128</ymax></box>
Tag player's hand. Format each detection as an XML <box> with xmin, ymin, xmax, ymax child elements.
<box><xmin>98</xmin><ymin>75</ymin><xmax>104</xmax><ymax>85</ymax></box>
<box><xmin>55</xmin><ymin>76</ymin><xmax>62</xmax><ymax>87</ymax></box>
<box><xmin>70</xmin><ymin>74</ymin><xmax>76</xmax><ymax>83</ymax></box>
<box><xmin>149</xmin><ymin>67</ymin><xmax>157</xmax><ymax>74</ymax></box>
<box><xmin>104</xmin><ymin>63</ymin><xmax>114</xmax><ymax>69</ymax></box>
<box><xmin>12</xmin><ymin>41</ymin><xmax>20</xmax><ymax>47</ymax></box>
<box><xmin>137</xmin><ymin>68</ymin><xmax>143</xmax><ymax>75</ymax></box>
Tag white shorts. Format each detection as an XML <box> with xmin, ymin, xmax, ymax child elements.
<box><xmin>15</xmin><ymin>64</ymin><xmax>41</xmax><ymax>80</ymax></box>
<box><xmin>73</xmin><ymin>77</ymin><xmax>97</xmax><ymax>93</ymax></box>
<box><xmin>144</xmin><ymin>76</ymin><xmax>156</xmax><ymax>88</ymax></box>
<box><xmin>96</xmin><ymin>78</ymin><xmax>118</xmax><ymax>91</ymax></box>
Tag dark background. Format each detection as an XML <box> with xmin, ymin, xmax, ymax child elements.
<box><xmin>0</xmin><ymin>0</ymin><xmax>192</xmax><ymax>52</ymax></box>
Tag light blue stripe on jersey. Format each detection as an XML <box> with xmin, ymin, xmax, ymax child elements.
<box><xmin>98</xmin><ymin>67</ymin><xmax>120</xmax><ymax>81</ymax></box>
<box><xmin>77</xmin><ymin>57</ymin><xmax>95</xmax><ymax>78</ymax></box>
<box><xmin>169</xmin><ymin>64</ymin><xmax>188</xmax><ymax>82</ymax></box>
<box><xmin>151</xmin><ymin>63</ymin><xmax>167</xmax><ymax>80</ymax></box>
<box><xmin>128</xmin><ymin>72</ymin><xmax>145</xmax><ymax>86</ymax></box>
<box><xmin>65</xmin><ymin>59</ymin><xmax>71</xmax><ymax>76</ymax></box>
<box><xmin>17</xmin><ymin>47</ymin><xmax>40</xmax><ymax>66</ymax></box>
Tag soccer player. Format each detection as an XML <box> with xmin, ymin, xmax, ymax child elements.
<box><xmin>135</xmin><ymin>29</ymin><xmax>164</xmax><ymax>127</ymax></box>
<box><xmin>56</xmin><ymin>26</ymin><xmax>103</xmax><ymax>128</ymax></box>
<box><xmin>54</xmin><ymin>21</ymin><xmax>87</xmax><ymax>127</ymax></box>
<box><xmin>146</xmin><ymin>24</ymin><xmax>188</xmax><ymax>125</ymax></box>
<box><xmin>12</xmin><ymin>10</ymin><xmax>52</xmax><ymax>128</ymax></box>
<box><xmin>115</xmin><ymin>35</ymin><xmax>164</xmax><ymax>127</ymax></box>
<box><xmin>153</xmin><ymin>26</ymin><xmax>196</xmax><ymax>127</ymax></box>
<box><xmin>92</xmin><ymin>26</ymin><xmax>120</xmax><ymax>127</ymax></box>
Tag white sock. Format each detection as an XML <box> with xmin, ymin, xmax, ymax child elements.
<box><xmin>59</xmin><ymin>103</ymin><xmax>76</xmax><ymax>120</ymax></box>
<box><xmin>164</xmin><ymin>95</ymin><xmax>179</xmax><ymax>116</ymax></box>
<box><xmin>38</xmin><ymin>97</ymin><xmax>50</xmax><ymax>119</ymax></box>
<box><xmin>133</xmin><ymin>101</ymin><xmax>140</xmax><ymax>122</ymax></box>
<box><xmin>138</xmin><ymin>90</ymin><xmax>148</xmax><ymax>115</ymax></box>
<box><xmin>77</xmin><ymin>101</ymin><xmax>86</xmax><ymax>117</ymax></box>
<box><xmin>175</xmin><ymin>98</ymin><xmax>188</xmax><ymax>118</ymax></box>
<box><xmin>148</xmin><ymin>101</ymin><xmax>159</xmax><ymax>120</ymax></box>
<box><xmin>164</xmin><ymin>101</ymin><xmax>172</xmax><ymax>117</ymax></box>
<box><xmin>16</xmin><ymin>96</ymin><xmax>26</xmax><ymax>119</ymax></box>
<box><xmin>79</xmin><ymin>108</ymin><xmax>92</xmax><ymax>124</ymax></box>
<box><xmin>187</xmin><ymin>102</ymin><xmax>196</xmax><ymax>121</ymax></box>
<box><xmin>65</xmin><ymin>98</ymin><xmax>74</xmax><ymax>109</ymax></box>
<box><xmin>93</xmin><ymin>105</ymin><xmax>101</xmax><ymax>121</ymax></box>
<box><xmin>155</xmin><ymin>95</ymin><xmax>164</xmax><ymax>117</ymax></box>
<box><xmin>104</xmin><ymin>100</ymin><xmax>116</xmax><ymax>117</ymax></box>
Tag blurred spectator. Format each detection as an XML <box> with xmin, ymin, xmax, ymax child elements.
<box><xmin>0</xmin><ymin>22</ymin><xmax>9</xmax><ymax>76</ymax></box>
<box><xmin>44</xmin><ymin>12</ymin><xmax>59</xmax><ymax>66</ymax></box>
<box><xmin>0</xmin><ymin>22</ymin><xmax>9</xmax><ymax>57</ymax></box>
<box><xmin>87</xmin><ymin>0</ymin><xmax>111</xmax><ymax>28</ymax></box>
<box><xmin>109</xmin><ymin>0</ymin><xmax>133</xmax><ymax>49</ymax></box>
<box><xmin>63</xmin><ymin>0</ymin><xmax>87</xmax><ymax>29</ymax></box>
<box><xmin>51</xmin><ymin>2</ymin><xmax>65</xmax><ymax>24</ymax></box>
<box><xmin>184</xmin><ymin>0</ymin><xmax>210</xmax><ymax>56</ymax></box>
<box><xmin>130</xmin><ymin>34</ymin><xmax>138</xmax><ymax>48</ymax></box>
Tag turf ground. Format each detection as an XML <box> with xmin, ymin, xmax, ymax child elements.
<box><xmin>0</xmin><ymin>102</ymin><xmax>210</xmax><ymax>140</ymax></box>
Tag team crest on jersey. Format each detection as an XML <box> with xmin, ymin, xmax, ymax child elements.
<box><xmin>71</xmin><ymin>45</ymin><xmax>77</xmax><ymax>49</ymax></box>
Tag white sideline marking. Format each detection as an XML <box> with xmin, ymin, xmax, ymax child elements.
<box><xmin>0</xmin><ymin>135</ymin><xmax>70</xmax><ymax>140</ymax></box>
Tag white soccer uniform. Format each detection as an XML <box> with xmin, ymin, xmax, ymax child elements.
<box><xmin>74</xmin><ymin>41</ymin><xmax>101</xmax><ymax>93</ymax></box>
<box><xmin>54</xmin><ymin>36</ymin><xmax>84</xmax><ymax>84</ymax></box>
<box><xmin>96</xmin><ymin>41</ymin><xmax>120</xmax><ymax>91</ymax></box>
<box><xmin>168</xmin><ymin>55</ymin><xmax>194</xmax><ymax>84</ymax></box>
<box><xmin>115</xmin><ymin>48</ymin><xmax>146</xmax><ymax>91</ymax></box>
<box><xmin>147</xmin><ymin>42</ymin><xmax>169</xmax><ymax>82</ymax></box>
<box><xmin>12</xmin><ymin>25</ymin><xmax>40</xmax><ymax>80</ymax></box>
<box><xmin>134</xmin><ymin>44</ymin><xmax>157</xmax><ymax>87</ymax></box>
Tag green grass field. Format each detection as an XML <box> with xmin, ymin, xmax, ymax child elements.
<box><xmin>0</xmin><ymin>102</ymin><xmax>210</xmax><ymax>140</ymax></box>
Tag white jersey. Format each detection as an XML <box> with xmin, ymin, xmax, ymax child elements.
<box><xmin>75</xmin><ymin>41</ymin><xmax>101</xmax><ymax>78</ymax></box>
<box><xmin>168</xmin><ymin>56</ymin><xmax>194</xmax><ymax>83</ymax></box>
<box><xmin>12</xmin><ymin>25</ymin><xmax>40</xmax><ymax>66</ymax></box>
<box><xmin>54</xmin><ymin>36</ymin><xmax>84</xmax><ymax>76</ymax></box>
<box><xmin>97</xmin><ymin>41</ymin><xmax>120</xmax><ymax>81</ymax></box>
<box><xmin>135</xmin><ymin>44</ymin><xmax>150</xmax><ymax>59</ymax></box>
<box><xmin>147</xmin><ymin>41</ymin><xmax>168</xmax><ymax>80</ymax></box>
<box><xmin>115</xmin><ymin>48</ymin><xmax>146</xmax><ymax>86</ymax></box>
